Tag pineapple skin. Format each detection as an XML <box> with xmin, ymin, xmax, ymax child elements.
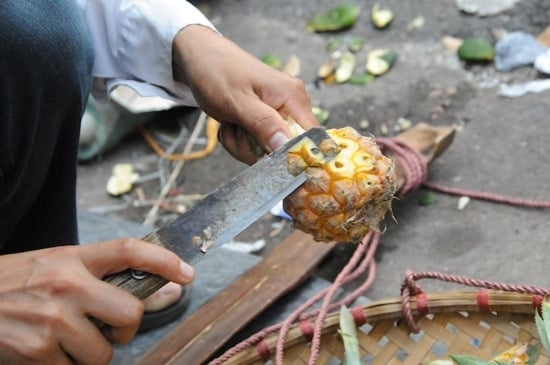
<box><xmin>283</xmin><ymin>126</ymin><xmax>397</xmax><ymax>243</ymax></box>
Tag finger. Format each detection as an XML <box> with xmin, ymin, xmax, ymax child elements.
<box><xmin>234</xmin><ymin>99</ymin><xmax>292</xmax><ymax>153</ymax></box>
<box><xmin>77</xmin><ymin>275</ymin><xmax>144</xmax><ymax>331</ymax></box>
<box><xmin>218</xmin><ymin>123</ymin><xmax>260</xmax><ymax>165</ymax></box>
<box><xmin>0</xmin><ymin>320</ymin><xmax>74</xmax><ymax>365</ymax></box>
<box><xmin>142</xmin><ymin>282</ymin><xmax>183</xmax><ymax>312</ymax></box>
<box><xmin>102</xmin><ymin>323</ymin><xmax>140</xmax><ymax>346</ymax></box>
<box><xmin>58</xmin><ymin>314</ymin><xmax>113</xmax><ymax>364</ymax></box>
<box><xmin>273</xmin><ymin>78</ymin><xmax>319</xmax><ymax>130</ymax></box>
<box><xmin>0</xmin><ymin>293</ymin><xmax>71</xmax><ymax>365</ymax></box>
<box><xmin>78</xmin><ymin>239</ymin><xmax>194</xmax><ymax>285</ymax></box>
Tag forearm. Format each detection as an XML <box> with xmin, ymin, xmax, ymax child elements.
<box><xmin>172</xmin><ymin>25</ymin><xmax>236</xmax><ymax>85</ymax></box>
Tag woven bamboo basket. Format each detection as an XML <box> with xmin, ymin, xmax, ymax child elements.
<box><xmin>224</xmin><ymin>290</ymin><xmax>548</xmax><ymax>364</ymax></box>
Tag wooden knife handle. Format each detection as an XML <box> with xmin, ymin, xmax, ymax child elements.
<box><xmin>91</xmin><ymin>233</ymin><xmax>168</xmax><ymax>329</ymax></box>
<box><xmin>102</xmin><ymin>232</ymin><xmax>169</xmax><ymax>300</ymax></box>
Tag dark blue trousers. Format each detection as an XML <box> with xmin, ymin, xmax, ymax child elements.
<box><xmin>0</xmin><ymin>0</ymin><xmax>94</xmax><ymax>253</ymax></box>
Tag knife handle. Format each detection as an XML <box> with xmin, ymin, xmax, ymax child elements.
<box><xmin>102</xmin><ymin>231</ymin><xmax>169</xmax><ymax>300</ymax></box>
<box><xmin>92</xmin><ymin>232</ymin><xmax>169</xmax><ymax>329</ymax></box>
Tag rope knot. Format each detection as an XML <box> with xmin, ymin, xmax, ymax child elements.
<box><xmin>400</xmin><ymin>269</ymin><xmax>424</xmax><ymax>333</ymax></box>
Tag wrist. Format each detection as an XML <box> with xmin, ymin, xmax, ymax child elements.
<box><xmin>172</xmin><ymin>24</ymin><xmax>221</xmax><ymax>84</ymax></box>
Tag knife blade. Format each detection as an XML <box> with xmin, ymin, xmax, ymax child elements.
<box><xmin>103</xmin><ymin>127</ymin><xmax>333</xmax><ymax>300</ymax></box>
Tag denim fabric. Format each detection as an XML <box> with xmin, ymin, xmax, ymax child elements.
<box><xmin>0</xmin><ymin>0</ymin><xmax>94</xmax><ymax>253</ymax></box>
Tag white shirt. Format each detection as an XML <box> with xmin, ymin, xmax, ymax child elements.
<box><xmin>77</xmin><ymin>0</ymin><xmax>217</xmax><ymax>108</ymax></box>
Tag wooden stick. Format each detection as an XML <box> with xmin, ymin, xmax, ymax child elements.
<box><xmin>137</xmin><ymin>231</ymin><xmax>334</xmax><ymax>365</ymax></box>
<box><xmin>142</xmin><ymin>112</ymin><xmax>207</xmax><ymax>227</ymax></box>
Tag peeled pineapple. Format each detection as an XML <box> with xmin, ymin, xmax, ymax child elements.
<box><xmin>283</xmin><ymin>126</ymin><xmax>396</xmax><ymax>243</ymax></box>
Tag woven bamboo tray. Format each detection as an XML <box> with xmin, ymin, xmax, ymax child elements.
<box><xmin>224</xmin><ymin>290</ymin><xmax>548</xmax><ymax>364</ymax></box>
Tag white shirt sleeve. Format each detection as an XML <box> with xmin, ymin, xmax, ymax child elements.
<box><xmin>78</xmin><ymin>0</ymin><xmax>218</xmax><ymax>107</ymax></box>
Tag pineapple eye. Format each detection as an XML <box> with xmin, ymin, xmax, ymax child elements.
<box><xmin>334</xmin><ymin>161</ymin><xmax>344</xmax><ymax>168</ymax></box>
<box><xmin>310</xmin><ymin>147</ymin><xmax>320</xmax><ymax>155</ymax></box>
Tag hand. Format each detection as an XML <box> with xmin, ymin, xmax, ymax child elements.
<box><xmin>0</xmin><ymin>239</ymin><xmax>194</xmax><ymax>365</ymax></box>
<box><xmin>172</xmin><ymin>25</ymin><xmax>320</xmax><ymax>165</ymax></box>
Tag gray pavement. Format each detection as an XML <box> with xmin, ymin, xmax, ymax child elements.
<box><xmin>78</xmin><ymin>211</ymin><xmax>264</xmax><ymax>363</ymax></box>
<box><xmin>76</xmin><ymin>0</ymin><xmax>550</xmax><ymax>362</ymax></box>
<box><xmin>202</xmin><ymin>0</ymin><xmax>550</xmax><ymax>298</ymax></box>
<box><xmin>79</xmin><ymin>211</ymin><xmax>343</xmax><ymax>363</ymax></box>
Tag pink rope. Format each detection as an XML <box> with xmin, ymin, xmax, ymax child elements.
<box><xmin>400</xmin><ymin>269</ymin><xmax>550</xmax><ymax>333</ymax></box>
<box><xmin>377</xmin><ymin>137</ymin><xmax>550</xmax><ymax>208</ymax></box>
<box><xmin>210</xmin><ymin>135</ymin><xmax>550</xmax><ymax>364</ymax></box>
<box><xmin>377</xmin><ymin>137</ymin><xmax>428</xmax><ymax>197</ymax></box>
<box><xmin>423</xmin><ymin>181</ymin><xmax>550</xmax><ymax>208</ymax></box>
<box><xmin>210</xmin><ymin>232</ymin><xmax>380</xmax><ymax>365</ymax></box>
<box><xmin>305</xmin><ymin>232</ymin><xmax>379</xmax><ymax>365</ymax></box>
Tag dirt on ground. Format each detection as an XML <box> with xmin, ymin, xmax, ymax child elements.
<box><xmin>77</xmin><ymin>0</ymin><xmax>550</xmax><ymax>298</ymax></box>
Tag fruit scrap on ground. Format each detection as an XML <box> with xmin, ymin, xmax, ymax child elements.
<box><xmin>307</xmin><ymin>4</ymin><xmax>360</xmax><ymax>32</ymax></box>
<box><xmin>371</xmin><ymin>3</ymin><xmax>394</xmax><ymax>29</ymax></box>
<box><xmin>457</xmin><ymin>37</ymin><xmax>495</xmax><ymax>62</ymax></box>
<box><xmin>283</xmin><ymin>125</ymin><xmax>397</xmax><ymax>243</ymax></box>
<box><xmin>366</xmin><ymin>49</ymin><xmax>397</xmax><ymax>76</ymax></box>
<box><xmin>106</xmin><ymin>163</ymin><xmax>140</xmax><ymax>196</ymax></box>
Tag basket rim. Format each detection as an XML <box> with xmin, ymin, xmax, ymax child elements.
<box><xmin>224</xmin><ymin>290</ymin><xmax>542</xmax><ymax>364</ymax></box>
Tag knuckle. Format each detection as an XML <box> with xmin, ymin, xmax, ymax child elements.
<box><xmin>96</xmin><ymin>343</ymin><xmax>114</xmax><ymax>364</ymax></box>
<box><xmin>113</xmin><ymin>297</ymin><xmax>144</xmax><ymax>327</ymax></box>
<box><xmin>128</xmin><ymin>300</ymin><xmax>145</xmax><ymax>322</ymax></box>
<box><xmin>47</xmin><ymin>274</ymin><xmax>80</xmax><ymax>296</ymax></box>
<box><xmin>116</xmin><ymin>238</ymin><xmax>140</xmax><ymax>256</ymax></box>
<box><xmin>289</xmin><ymin>76</ymin><xmax>306</xmax><ymax>92</ymax></box>
<box><xmin>22</xmin><ymin>333</ymin><xmax>56</xmax><ymax>360</ymax></box>
<box><xmin>38</xmin><ymin>301</ymin><xmax>65</xmax><ymax>329</ymax></box>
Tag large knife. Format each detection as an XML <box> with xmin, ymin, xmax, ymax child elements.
<box><xmin>103</xmin><ymin>127</ymin><xmax>333</xmax><ymax>301</ymax></box>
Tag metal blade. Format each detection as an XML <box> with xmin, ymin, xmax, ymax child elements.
<box><xmin>101</xmin><ymin>127</ymin><xmax>333</xmax><ymax>303</ymax></box>
<box><xmin>149</xmin><ymin>127</ymin><xmax>332</xmax><ymax>264</ymax></box>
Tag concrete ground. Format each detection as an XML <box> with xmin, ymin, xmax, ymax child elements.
<box><xmin>76</xmin><ymin>0</ymin><xmax>550</xmax><ymax>361</ymax></box>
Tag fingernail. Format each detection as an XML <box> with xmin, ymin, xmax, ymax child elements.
<box><xmin>180</xmin><ymin>261</ymin><xmax>194</xmax><ymax>279</ymax></box>
<box><xmin>269</xmin><ymin>132</ymin><xmax>289</xmax><ymax>151</ymax></box>
<box><xmin>157</xmin><ymin>282</ymin><xmax>181</xmax><ymax>297</ymax></box>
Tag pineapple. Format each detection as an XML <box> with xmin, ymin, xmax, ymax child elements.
<box><xmin>283</xmin><ymin>125</ymin><xmax>397</xmax><ymax>243</ymax></box>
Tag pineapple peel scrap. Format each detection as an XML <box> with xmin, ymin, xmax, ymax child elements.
<box><xmin>106</xmin><ymin>163</ymin><xmax>140</xmax><ymax>196</ymax></box>
<box><xmin>371</xmin><ymin>3</ymin><xmax>394</xmax><ymax>29</ymax></box>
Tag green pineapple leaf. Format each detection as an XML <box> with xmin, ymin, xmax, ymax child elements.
<box><xmin>527</xmin><ymin>343</ymin><xmax>541</xmax><ymax>365</ymax></box>
<box><xmin>542</xmin><ymin>302</ymin><xmax>550</xmax><ymax>341</ymax></box>
<box><xmin>535</xmin><ymin>304</ymin><xmax>550</xmax><ymax>355</ymax></box>
<box><xmin>448</xmin><ymin>354</ymin><xmax>492</xmax><ymax>365</ymax></box>
<box><xmin>339</xmin><ymin>305</ymin><xmax>361</xmax><ymax>365</ymax></box>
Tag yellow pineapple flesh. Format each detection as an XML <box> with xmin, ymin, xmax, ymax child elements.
<box><xmin>283</xmin><ymin>126</ymin><xmax>396</xmax><ymax>243</ymax></box>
